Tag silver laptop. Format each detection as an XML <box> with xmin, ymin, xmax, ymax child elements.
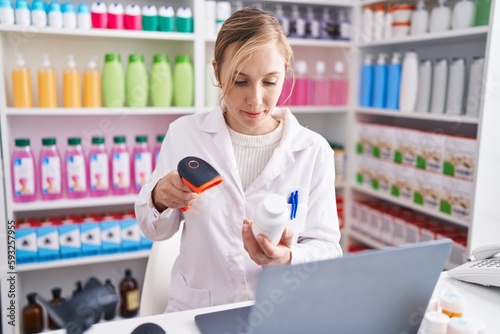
<box><xmin>195</xmin><ymin>239</ymin><xmax>452</xmax><ymax>334</ymax></box>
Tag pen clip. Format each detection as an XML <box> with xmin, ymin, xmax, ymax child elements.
<box><xmin>288</xmin><ymin>192</ymin><xmax>295</xmax><ymax>220</ymax></box>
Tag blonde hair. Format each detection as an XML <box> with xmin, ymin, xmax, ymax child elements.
<box><xmin>213</xmin><ymin>7</ymin><xmax>294</xmax><ymax>105</ymax></box>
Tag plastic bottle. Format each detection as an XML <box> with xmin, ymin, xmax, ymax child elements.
<box><xmin>11</xmin><ymin>138</ymin><xmax>37</xmax><ymax>202</ymax></box>
<box><xmin>0</xmin><ymin>0</ymin><xmax>14</xmax><ymax>25</ymax></box>
<box><xmin>176</xmin><ymin>6</ymin><xmax>193</xmax><ymax>33</ymax></box>
<box><xmin>173</xmin><ymin>55</ymin><xmax>194</xmax><ymax>107</ymax></box>
<box><xmin>158</xmin><ymin>5</ymin><xmax>174</xmax><ymax>32</ymax></box>
<box><xmin>465</xmin><ymin>56</ymin><xmax>485</xmax><ymax>117</ymax></box>
<box><xmin>22</xmin><ymin>293</ymin><xmax>44</xmax><ymax>334</ymax></box>
<box><xmin>411</xmin><ymin>0</ymin><xmax>429</xmax><ymax>35</ymax></box>
<box><xmin>102</xmin><ymin>53</ymin><xmax>125</xmax><ymax>107</ymax></box>
<box><xmin>383</xmin><ymin>5</ymin><xmax>393</xmax><ymax>39</ymax></box>
<box><xmin>452</xmin><ymin>0</ymin><xmax>474</xmax><ymax>30</ymax></box>
<box><xmin>372</xmin><ymin>53</ymin><xmax>388</xmax><ymax>108</ymax></box>
<box><xmin>373</xmin><ymin>4</ymin><xmax>385</xmax><ymax>41</ymax></box>
<box><xmin>126</xmin><ymin>54</ymin><xmax>148</xmax><ymax>107</ymax></box>
<box><xmin>62</xmin><ymin>2</ymin><xmax>76</xmax><ymax>28</ymax></box>
<box><xmin>204</xmin><ymin>0</ymin><xmax>216</xmax><ymax>37</ymax></box>
<box><xmin>63</xmin><ymin>55</ymin><xmax>82</xmax><ymax>108</ymax></box>
<box><xmin>153</xmin><ymin>134</ymin><xmax>164</xmax><ymax>170</ymax></box>
<box><xmin>359</xmin><ymin>54</ymin><xmax>374</xmax><ymax>107</ymax></box>
<box><xmin>419</xmin><ymin>311</ymin><xmax>449</xmax><ymax>334</ymax></box>
<box><xmin>304</xmin><ymin>6</ymin><xmax>320</xmax><ymax>39</ymax></box>
<box><xmin>107</xmin><ymin>2</ymin><xmax>124</xmax><ymax>29</ymax></box>
<box><xmin>119</xmin><ymin>269</ymin><xmax>140</xmax><ymax>318</ymax></box>
<box><xmin>430</xmin><ymin>58</ymin><xmax>448</xmax><ymax>114</ymax></box>
<box><xmin>293</xmin><ymin>60</ymin><xmax>309</xmax><ymax>105</ymax></box>
<box><xmin>445</xmin><ymin>57</ymin><xmax>466</xmax><ymax>115</ymax></box>
<box><xmin>38</xmin><ymin>54</ymin><xmax>57</xmax><ymax>108</ymax></box>
<box><xmin>15</xmin><ymin>0</ymin><xmax>30</xmax><ymax>27</ymax></box>
<box><xmin>448</xmin><ymin>317</ymin><xmax>485</xmax><ymax>334</ymax></box>
<box><xmin>40</xmin><ymin>137</ymin><xmax>62</xmax><ymax>200</ymax></box>
<box><xmin>205</xmin><ymin>60</ymin><xmax>219</xmax><ymax>107</ymax></box>
<box><xmin>252</xmin><ymin>194</ymin><xmax>288</xmax><ymax>245</ymax></box>
<box><xmin>311</xmin><ymin>61</ymin><xmax>328</xmax><ymax>105</ymax></box>
<box><xmin>416</xmin><ymin>59</ymin><xmax>433</xmax><ymax>113</ymax></box>
<box><xmin>329</xmin><ymin>61</ymin><xmax>348</xmax><ymax>106</ymax></box>
<box><xmin>124</xmin><ymin>4</ymin><xmax>141</xmax><ymax>30</ymax></box>
<box><xmin>361</xmin><ymin>5</ymin><xmax>374</xmax><ymax>43</ymax></box>
<box><xmin>386</xmin><ymin>52</ymin><xmax>402</xmax><ymax>110</ymax></box>
<box><xmin>216</xmin><ymin>1</ymin><xmax>230</xmax><ymax>33</ymax></box>
<box><xmin>48</xmin><ymin>287</ymin><xmax>65</xmax><ymax>330</ymax></box>
<box><xmin>429</xmin><ymin>0</ymin><xmax>451</xmax><ymax>33</ymax></box>
<box><xmin>440</xmin><ymin>290</ymin><xmax>467</xmax><ymax>318</ymax></box>
<box><xmin>111</xmin><ymin>135</ymin><xmax>130</xmax><ymax>195</ymax></box>
<box><xmin>90</xmin><ymin>1</ymin><xmax>107</xmax><ymax>28</ymax></box>
<box><xmin>142</xmin><ymin>5</ymin><xmax>158</xmax><ymax>31</ymax></box>
<box><xmin>275</xmin><ymin>4</ymin><xmax>289</xmax><ymax>36</ymax></box>
<box><xmin>65</xmin><ymin>137</ymin><xmax>88</xmax><ymax>198</ymax></box>
<box><xmin>474</xmin><ymin>0</ymin><xmax>491</xmax><ymax>26</ymax></box>
<box><xmin>48</xmin><ymin>1</ymin><xmax>63</xmax><ymax>28</ymax></box>
<box><xmin>88</xmin><ymin>136</ymin><xmax>109</xmax><ymax>197</ymax></box>
<box><xmin>132</xmin><ymin>135</ymin><xmax>152</xmax><ymax>193</ymax></box>
<box><xmin>320</xmin><ymin>7</ymin><xmax>334</xmax><ymax>40</ymax></box>
<box><xmin>12</xmin><ymin>53</ymin><xmax>33</xmax><ymax>108</ymax></box>
<box><xmin>103</xmin><ymin>279</ymin><xmax>116</xmax><ymax>320</ymax></box>
<box><xmin>399</xmin><ymin>50</ymin><xmax>419</xmax><ymax>112</ymax></box>
<box><xmin>289</xmin><ymin>5</ymin><xmax>305</xmax><ymax>38</ymax></box>
<box><xmin>150</xmin><ymin>54</ymin><xmax>172</xmax><ymax>107</ymax></box>
<box><xmin>277</xmin><ymin>74</ymin><xmax>292</xmax><ymax>106</ymax></box>
<box><xmin>83</xmin><ymin>56</ymin><xmax>101</xmax><ymax>107</ymax></box>
<box><xmin>31</xmin><ymin>0</ymin><xmax>47</xmax><ymax>27</ymax></box>
<box><xmin>77</xmin><ymin>2</ymin><xmax>91</xmax><ymax>29</ymax></box>
<box><xmin>337</xmin><ymin>9</ymin><xmax>351</xmax><ymax>41</ymax></box>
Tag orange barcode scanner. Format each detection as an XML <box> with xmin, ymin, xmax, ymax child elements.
<box><xmin>177</xmin><ymin>156</ymin><xmax>223</xmax><ymax>211</ymax></box>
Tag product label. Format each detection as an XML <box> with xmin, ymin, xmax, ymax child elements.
<box><xmin>134</xmin><ymin>152</ymin><xmax>152</xmax><ymax>189</ymax></box>
<box><xmin>67</xmin><ymin>154</ymin><xmax>87</xmax><ymax>193</ymax></box>
<box><xmin>41</xmin><ymin>156</ymin><xmax>62</xmax><ymax>194</ymax></box>
<box><xmin>90</xmin><ymin>153</ymin><xmax>109</xmax><ymax>190</ymax></box>
<box><xmin>112</xmin><ymin>152</ymin><xmax>130</xmax><ymax>189</ymax></box>
<box><xmin>13</xmin><ymin>157</ymin><xmax>35</xmax><ymax>196</ymax></box>
<box><xmin>126</xmin><ymin>289</ymin><xmax>140</xmax><ymax>311</ymax></box>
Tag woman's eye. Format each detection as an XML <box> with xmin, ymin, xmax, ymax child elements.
<box><xmin>264</xmin><ymin>81</ymin><xmax>277</xmax><ymax>86</ymax></box>
<box><xmin>234</xmin><ymin>81</ymin><xmax>247</xmax><ymax>85</ymax></box>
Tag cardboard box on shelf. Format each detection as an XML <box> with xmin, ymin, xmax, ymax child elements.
<box><xmin>443</xmin><ymin>135</ymin><xmax>477</xmax><ymax>182</ymax></box>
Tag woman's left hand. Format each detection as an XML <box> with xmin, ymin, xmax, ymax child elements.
<box><xmin>242</xmin><ymin>219</ymin><xmax>293</xmax><ymax>266</ymax></box>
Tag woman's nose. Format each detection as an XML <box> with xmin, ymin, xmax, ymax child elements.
<box><xmin>246</xmin><ymin>85</ymin><xmax>263</xmax><ymax>106</ymax></box>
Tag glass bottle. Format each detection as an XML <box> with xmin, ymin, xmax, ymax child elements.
<box><xmin>22</xmin><ymin>293</ymin><xmax>44</xmax><ymax>334</ymax></box>
<box><xmin>48</xmin><ymin>287</ymin><xmax>65</xmax><ymax>330</ymax></box>
<box><xmin>119</xmin><ymin>269</ymin><xmax>140</xmax><ymax>318</ymax></box>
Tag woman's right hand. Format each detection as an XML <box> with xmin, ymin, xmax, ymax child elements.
<box><xmin>152</xmin><ymin>170</ymin><xmax>199</xmax><ymax>212</ymax></box>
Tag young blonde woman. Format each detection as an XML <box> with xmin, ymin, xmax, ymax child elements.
<box><xmin>135</xmin><ymin>7</ymin><xmax>342</xmax><ymax>312</ymax></box>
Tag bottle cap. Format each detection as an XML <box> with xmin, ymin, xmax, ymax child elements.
<box><xmin>105</xmin><ymin>279</ymin><xmax>112</xmax><ymax>285</ymax></box>
<box><xmin>375</xmin><ymin>4</ymin><xmax>385</xmax><ymax>11</ymax></box>
<box><xmin>129</xmin><ymin>54</ymin><xmax>144</xmax><ymax>63</ymax></box>
<box><xmin>153</xmin><ymin>54</ymin><xmax>169</xmax><ymax>64</ymax></box>
<box><xmin>295</xmin><ymin>60</ymin><xmax>307</xmax><ymax>75</ymax></box>
<box><xmin>105</xmin><ymin>53</ymin><xmax>121</xmax><ymax>62</ymax></box>
<box><xmin>448</xmin><ymin>317</ymin><xmax>480</xmax><ymax>334</ymax></box>
<box><xmin>51</xmin><ymin>287</ymin><xmax>62</xmax><ymax>298</ymax></box>
<box><xmin>92</xmin><ymin>136</ymin><xmax>105</xmax><ymax>144</ymax></box>
<box><xmin>125</xmin><ymin>268</ymin><xmax>132</xmax><ymax>276</ymax></box>
<box><xmin>42</xmin><ymin>53</ymin><xmax>51</xmax><ymax>68</ymax></box>
<box><xmin>158</xmin><ymin>5</ymin><xmax>174</xmax><ymax>17</ymax></box>
<box><xmin>364</xmin><ymin>54</ymin><xmax>374</xmax><ymax>64</ymax></box>
<box><xmin>440</xmin><ymin>290</ymin><xmax>467</xmax><ymax>316</ymax></box>
<box><xmin>135</xmin><ymin>135</ymin><xmax>147</xmax><ymax>143</ymax></box>
<box><xmin>377</xmin><ymin>53</ymin><xmax>388</xmax><ymax>64</ymax></box>
<box><xmin>67</xmin><ymin>54</ymin><xmax>76</xmax><ymax>69</ymax></box>
<box><xmin>77</xmin><ymin>3</ymin><xmax>90</xmax><ymax>14</ymax></box>
<box><xmin>27</xmin><ymin>292</ymin><xmax>37</xmax><ymax>303</ymax></box>
<box><xmin>62</xmin><ymin>2</ymin><xmax>75</xmax><ymax>13</ymax></box>
<box><xmin>15</xmin><ymin>0</ymin><xmax>29</xmax><ymax>10</ymax></box>
<box><xmin>262</xmin><ymin>194</ymin><xmax>287</xmax><ymax>219</ymax></box>
<box><xmin>113</xmin><ymin>136</ymin><xmax>126</xmax><ymax>143</ymax></box>
<box><xmin>42</xmin><ymin>137</ymin><xmax>56</xmax><ymax>146</ymax></box>
<box><xmin>125</xmin><ymin>3</ymin><xmax>140</xmax><ymax>15</ymax></box>
<box><xmin>156</xmin><ymin>134</ymin><xmax>165</xmax><ymax>143</ymax></box>
<box><xmin>334</xmin><ymin>61</ymin><xmax>345</xmax><ymax>74</ymax></box>
<box><xmin>176</xmin><ymin>6</ymin><xmax>192</xmax><ymax>18</ymax></box>
<box><xmin>87</xmin><ymin>56</ymin><xmax>97</xmax><ymax>70</ymax></box>
<box><xmin>421</xmin><ymin>311</ymin><xmax>449</xmax><ymax>333</ymax></box>
<box><xmin>48</xmin><ymin>1</ymin><xmax>61</xmax><ymax>13</ymax></box>
<box><xmin>31</xmin><ymin>0</ymin><xmax>43</xmax><ymax>10</ymax></box>
<box><xmin>142</xmin><ymin>4</ymin><xmax>157</xmax><ymax>16</ymax></box>
<box><xmin>15</xmin><ymin>53</ymin><xmax>25</xmax><ymax>67</ymax></box>
<box><xmin>315</xmin><ymin>61</ymin><xmax>325</xmax><ymax>74</ymax></box>
<box><xmin>0</xmin><ymin>0</ymin><xmax>13</xmax><ymax>8</ymax></box>
<box><xmin>175</xmin><ymin>55</ymin><xmax>191</xmax><ymax>64</ymax></box>
<box><xmin>91</xmin><ymin>1</ymin><xmax>106</xmax><ymax>13</ymax></box>
<box><xmin>68</xmin><ymin>137</ymin><xmax>81</xmax><ymax>145</ymax></box>
<box><xmin>15</xmin><ymin>138</ymin><xmax>30</xmax><ymax>147</ymax></box>
<box><xmin>107</xmin><ymin>2</ymin><xmax>123</xmax><ymax>14</ymax></box>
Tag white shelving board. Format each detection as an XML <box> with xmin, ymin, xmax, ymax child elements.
<box><xmin>356</xmin><ymin>108</ymin><xmax>480</xmax><ymax>125</ymax></box>
<box><xmin>11</xmin><ymin>194</ymin><xmax>137</xmax><ymax>212</ymax></box>
<box><xmin>4</xmin><ymin>107</ymin><xmax>196</xmax><ymax>116</ymax></box>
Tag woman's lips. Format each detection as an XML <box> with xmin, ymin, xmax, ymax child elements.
<box><xmin>242</xmin><ymin>110</ymin><xmax>263</xmax><ymax>118</ymax></box>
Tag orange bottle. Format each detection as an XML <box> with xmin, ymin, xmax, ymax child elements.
<box><xmin>63</xmin><ymin>55</ymin><xmax>82</xmax><ymax>108</ymax></box>
<box><xmin>83</xmin><ymin>56</ymin><xmax>101</xmax><ymax>107</ymax></box>
<box><xmin>38</xmin><ymin>54</ymin><xmax>57</xmax><ymax>108</ymax></box>
<box><xmin>12</xmin><ymin>53</ymin><xmax>33</xmax><ymax>108</ymax></box>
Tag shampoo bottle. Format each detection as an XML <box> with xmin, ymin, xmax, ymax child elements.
<box><xmin>40</xmin><ymin>137</ymin><xmax>62</xmax><ymax>200</ymax></box>
<box><xmin>153</xmin><ymin>134</ymin><xmax>164</xmax><ymax>170</ymax></box>
<box><xmin>150</xmin><ymin>54</ymin><xmax>172</xmax><ymax>107</ymax></box>
<box><xmin>445</xmin><ymin>57</ymin><xmax>466</xmax><ymax>115</ymax></box>
<box><xmin>329</xmin><ymin>61</ymin><xmax>348</xmax><ymax>106</ymax></box>
<box><xmin>411</xmin><ymin>0</ymin><xmax>428</xmax><ymax>35</ymax></box>
<box><xmin>176</xmin><ymin>6</ymin><xmax>193</xmax><ymax>33</ymax></box>
<box><xmin>11</xmin><ymin>138</ymin><xmax>37</xmax><ymax>202</ymax></box>
<box><xmin>474</xmin><ymin>0</ymin><xmax>491</xmax><ymax>26</ymax></box>
<box><xmin>124</xmin><ymin>4</ymin><xmax>141</xmax><ymax>30</ymax></box>
<box><xmin>142</xmin><ymin>5</ymin><xmax>158</xmax><ymax>31</ymax></box>
<box><xmin>465</xmin><ymin>56</ymin><xmax>485</xmax><ymax>117</ymax></box>
<box><xmin>63</xmin><ymin>54</ymin><xmax>82</xmax><ymax>108</ymax></box>
<box><xmin>430</xmin><ymin>58</ymin><xmax>448</xmax><ymax>114</ymax></box>
<box><xmin>173</xmin><ymin>55</ymin><xmax>194</xmax><ymax>107</ymax></box>
<box><xmin>15</xmin><ymin>0</ymin><xmax>30</xmax><ymax>27</ymax></box>
<box><xmin>91</xmin><ymin>1</ymin><xmax>107</xmax><ymax>28</ymax></box>
<box><xmin>451</xmin><ymin>0</ymin><xmax>474</xmax><ymax>30</ymax></box>
<box><xmin>359</xmin><ymin>54</ymin><xmax>374</xmax><ymax>107</ymax></box>
<box><xmin>372</xmin><ymin>53</ymin><xmax>388</xmax><ymax>108</ymax></box>
<box><xmin>107</xmin><ymin>2</ymin><xmax>124</xmax><ymax>29</ymax></box>
<box><xmin>62</xmin><ymin>2</ymin><xmax>77</xmax><ymax>28</ymax></box>
<box><xmin>111</xmin><ymin>135</ymin><xmax>130</xmax><ymax>195</ymax></box>
<box><xmin>429</xmin><ymin>0</ymin><xmax>451</xmax><ymax>33</ymax></box>
<box><xmin>77</xmin><ymin>2</ymin><xmax>91</xmax><ymax>29</ymax></box>
<box><xmin>83</xmin><ymin>56</ymin><xmax>101</xmax><ymax>107</ymax></box>
<box><xmin>361</xmin><ymin>5</ymin><xmax>374</xmax><ymax>43</ymax></box>
<box><xmin>65</xmin><ymin>137</ymin><xmax>87</xmax><ymax>198</ymax></box>
<box><xmin>125</xmin><ymin>54</ymin><xmax>148</xmax><ymax>107</ymax></box>
<box><xmin>12</xmin><ymin>53</ymin><xmax>33</xmax><ymax>108</ymax></box>
<box><xmin>416</xmin><ymin>59</ymin><xmax>433</xmax><ymax>113</ymax></box>
<box><xmin>132</xmin><ymin>135</ymin><xmax>152</xmax><ymax>193</ymax></box>
<box><xmin>102</xmin><ymin>53</ymin><xmax>125</xmax><ymax>107</ymax></box>
<box><xmin>386</xmin><ymin>52</ymin><xmax>402</xmax><ymax>110</ymax></box>
<box><xmin>311</xmin><ymin>60</ymin><xmax>328</xmax><ymax>105</ymax></box>
<box><xmin>0</xmin><ymin>0</ymin><xmax>14</xmax><ymax>25</ymax></box>
<box><xmin>88</xmin><ymin>136</ymin><xmax>109</xmax><ymax>197</ymax></box>
<box><xmin>38</xmin><ymin>54</ymin><xmax>57</xmax><ymax>108</ymax></box>
<box><xmin>276</xmin><ymin>4</ymin><xmax>289</xmax><ymax>36</ymax></box>
<box><xmin>48</xmin><ymin>1</ymin><xmax>63</xmax><ymax>28</ymax></box>
<box><xmin>293</xmin><ymin>60</ymin><xmax>309</xmax><ymax>105</ymax></box>
<box><xmin>158</xmin><ymin>5</ymin><xmax>174</xmax><ymax>32</ymax></box>
<box><xmin>399</xmin><ymin>50</ymin><xmax>419</xmax><ymax>112</ymax></box>
<box><xmin>31</xmin><ymin>0</ymin><xmax>47</xmax><ymax>27</ymax></box>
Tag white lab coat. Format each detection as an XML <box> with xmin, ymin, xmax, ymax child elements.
<box><xmin>135</xmin><ymin>107</ymin><xmax>342</xmax><ymax>312</ymax></box>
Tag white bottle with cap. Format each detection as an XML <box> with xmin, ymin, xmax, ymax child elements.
<box><xmin>31</xmin><ymin>0</ymin><xmax>47</xmax><ymax>27</ymax></box>
<box><xmin>430</xmin><ymin>58</ymin><xmax>448</xmax><ymax>114</ymax></box>
<box><xmin>416</xmin><ymin>59</ymin><xmax>433</xmax><ymax>113</ymax></box>
<box><xmin>204</xmin><ymin>0</ymin><xmax>216</xmax><ymax>37</ymax></box>
<box><xmin>0</xmin><ymin>0</ymin><xmax>15</xmax><ymax>25</ymax></box>
<box><xmin>411</xmin><ymin>0</ymin><xmax>429</xmax><ymax>35</ymax></box>
<box><xmin>445</xmin><ymin>57</ymin><xmax>465</xmax><ymax>115</ymax></box>
<box><xmin>399</xmin><ymin>50</ymin><xmax>419</xmax><ymax>112</ymax></box>
<box><xmin>216</xmin><ymin>1</ymin><xmax>231</xmax><ymax>33</ymax></box>
<box><xmin>62</xmin><ymin>2</ymin><xmax>77</xmax><ymax>29</ymax></box>
<box><xmin>465</xmin><ymin>56</ymin><xmax>485</xmax><ymax>117</ymax></box>
<box><xmin>448</xmin><ymin>317</ymin><xmax>486</xmax><ymax>334</ymax></box>
<box><xmin>77</xmin><ymin>3</ymin><xmax>91</xmax><ymax>29</ymax></box>
<box><xmin>429</xmin><ymin>0</ymin><xmax>451</xmax><ymax>33</ymax></box>
<box><xmin>15</xmin><ymin>0</ymin><xmax>30</xmax><ymax>27</ymax></box>
<box><xmin>48</xmin><ymin>1</ymin><xmax>63</xmax><ymax>28</ymax></box>
<box><xmin>419</xmin><ymin>311</ymin><xmax>449</xmax><ymax>334</ymax></box>
<box><xmin>451</xmin><ymin>0</ymin><xmax>475</xmax><ymax>30</ymax></box>
<box><xmin>252</xmin><ymin>194</ymin><xmax>289</xmax><ymax>245</ymax></box>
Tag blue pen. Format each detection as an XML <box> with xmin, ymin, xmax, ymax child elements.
<box><xmin>293</xmin><ymin>190</ymin><xmax>298</xmax><ymax>219</ymax></box>
<box><xmin>288</xmin><ymin>192</ymin><xmax>295</xmax><ymax>220</ymax></box>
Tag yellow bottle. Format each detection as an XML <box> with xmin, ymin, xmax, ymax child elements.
<box><xmin>83</xmin><ymin>57</ymin><xmax>101</xmax><ymax>107</ymax></box>
<box><xmin>38</xmin><ymin>54</ymin><xmax>57</xmax><ymax>108</ymax></box>
<box><xmin>12</xmin><ymin>53</ymin><xmax>33</xmax><ymax>108</ymax></box>
<box><xmin>63</xmin><ymin>55</ymin><xmax>82</xmax><ymax>108</ymax></box>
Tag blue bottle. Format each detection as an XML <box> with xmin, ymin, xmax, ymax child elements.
<box><xmin>359</xmin><ymin>54</ymin><xmax>374</xmax><ymax>107</ymax></box>
<box><xmin>386</xmin><ymin>52</ymin><xmax>402</xmax><ymax>110</ymax></box>
<box><xmin>373</xmin><ymin>53</ymin><xmax>388</xmax><ymax>108</ymax></box>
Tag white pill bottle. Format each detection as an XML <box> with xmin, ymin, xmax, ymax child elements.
<box><xmin>252</xmin><ymin>193</ymin><xmax>289</xmax><ymax>245</ymax></box>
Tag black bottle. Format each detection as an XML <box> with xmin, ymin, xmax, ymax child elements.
<box><xmin>22</xmin><ymin>293</ymin><xmax>44</xmax><ymax>334</ymax></box>
<box><xmin>103</xmin><ymin>279</ymin><xmax>117</xmax><ymax>320</ymax></box>
<box><xmin>72</xmin><ymin>281</ymin><xmax>83</xmax><ymax>297</ymax></box>
<box><xmin>119</xmin><ymin>269</ymin><xmax>140</xmax><ymax>318</ymax></box>
<box><xmin>48</xmin><ymin>287</ymin><xmax>65</xmax><ymax>330</ymax></box>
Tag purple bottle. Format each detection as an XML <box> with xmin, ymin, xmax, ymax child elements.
<box><xmin>111</xmin><ymin>135</ymin><xmax>131</xmax><ymax>195</ymax></box>
<box><xmin>65</xmin><ymin>137</ymin><xmax>88</xmax><ymax>199</ymax></box>
<box><xmin>132</xmin><ymin>135</ymin><xmax>152</xmax><ymax>193</ymax></box>
<box><xmin>88</xmin><ymin>136</ymin><xmax>110</xmax><ymax>197</ymax></box>
<box><xmin>11</xmin><ymin>138</ymin><xmax>37</xmax><ymax>202</ymax></box>
<box><xmin>40</xmin><ymin>137</ymin><xmax>63</xmax><ymax>200</ymax></box>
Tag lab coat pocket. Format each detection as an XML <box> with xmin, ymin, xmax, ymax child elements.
<box><xmin>169</xmin><ymin>271</ymin><xmax>211</xmax><ymax>311</ymax></box>
<box><xmin>286</xmin><ymin>203</ymin><xmax>307</xmax><ymax>242</ymax></box>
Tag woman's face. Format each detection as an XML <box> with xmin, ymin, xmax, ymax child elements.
<box><xmin>217</xmin><ymin>44</ymin><xmax>286</xmax><ymax>135</ymax></box>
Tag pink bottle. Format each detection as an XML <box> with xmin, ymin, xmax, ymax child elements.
<box><xmin>152</xmin><ymin>134</ymin><xmax>164</xmax><ymax>172</ymax></box>
<box><xmin>11</xmin><ymin>138</ymin><xmax>37</xmax><ymax>202</ymax></box>
<box><xmin>293</xmin><ymin>60</ymin><xmax>309</xmax><ymax>105</ymax></box>
<box><xmin>329</xmin><ymin>61</ymin><xmax>349</xmax><ymax>106</ymax></box>
<box><xmin>124</xmin><ymin>4</ymin><xmax>141</xmax><ymax>30</ymax></box>
<box><xmin>107</xmin><ymin>2</ymin><xmax>124</xmax><ymax>29</ymax></box>
<box><xmin>88</xmin><ymin>136</ymin><xmax>110</xmax><ymax>197</ymax></box>
<box><xmin>65</xmin><ymin>137</ymin><xmax>88</xmax><ymax>199</ymax></box>
<box><xmin>311</xmin><ymin>60</ymin><xmax>329</xmax><ymax>105</ymax></box>
<box><xmin>40</xmin><ymin>137</ymin><xmax>63</xmax><ymax>200</ymax></box>
<box><xmin>91</xmin><ymin>2</ymin><xmax>107</xmax><ymax>28</ymax></box>
<box><xmin>111</xmin><ymin>135</ymin><xmax>131</xmax><ymax>195</ymax></box>
<box><xmin>132</xmin><ymin>135</ymin><xmax>152</xmax><ymax>193</ymax></box>
<box><xmin>277</xmin><ymin>77</ymin><xmax>293</xmax><ymax>106</ymax></box>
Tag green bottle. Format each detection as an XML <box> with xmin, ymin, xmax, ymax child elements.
<box><xmin>150</xmin><ymin>55</ymin><xmax>172</xmax><ymax>107</ymax></box>
<box><xmin>474</xmin><ymin>0</ymin><xmax>491</xmax><ymax>26</ymax></box>
<box><xmin>126</xmin><ymin>54</ymin><xmax>149</xmax><ymax>107</ymax></box>
<box><xmin>173</xmin><ymin>55</ymin><xmax>194</xmax><ymax>107</ymax></box>
<box><xmin>102</xmin><ymin>53</ymin><xmax>125</xmax><ymax>107</ymax></box>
